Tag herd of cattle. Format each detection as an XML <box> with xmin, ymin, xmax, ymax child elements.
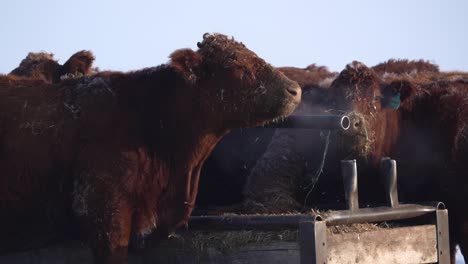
<box><xmin>0</xmin><ymin>33</ymin><xmax>467</xmax><ymax>264</ymax></box>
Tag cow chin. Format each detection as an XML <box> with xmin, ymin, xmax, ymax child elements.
<box><xmin>255</xmin><ymin>100</ymin><xmax>298</xmax><ymax>127</ymax></box>
<box><xmin>338</xmin><ymin>134</ymin><xmax>374</xmax><ymax>160</ymax></box>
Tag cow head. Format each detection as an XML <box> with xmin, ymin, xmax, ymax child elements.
<box><xmin>328</xmin><ymin>61</ymin><xmax>414</xmax><ymax>160</ymax></box>
<box><xmin>278</xmin><ymin>64</ymin><xmax>337</xmax><ymax>115</ymax></box>
<box><xmin>169</xmin><ymin>33</ymin><xmax>301</xmax><ymax>129</ymax></box>
<box><xmin>61</xmin><ymin>50</ymin><xmax>96</xmax><ymax>78</ymax></box>
<box><xmin>10</xmin><ymin>50</ymin><xmax>95</xmax><ymax>83</ymax></box>
<box><xmin>372</xmin><ymin>59</ymin><xmax>440</xmax><ymax>76</ymax></box>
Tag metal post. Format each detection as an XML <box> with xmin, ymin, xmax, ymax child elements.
<box><xmin>265</xmin><ymin>115</ymin><xmax>350</xmax><ymax>130</ymax></box>
<box><xmin>436</xmin><ymin>208</ymin><xmax>450</xmax><ymax>264</ymax></box>
<box><xmin>380</xmin><ymin>157</ymin><xmax>400</xmax><ymax>208</ymax></box>
<box><xmin>299</xmin><ymin>219</ymin><xmax>328</xmax><ymax>264</ymax></box>
<box><xmin>341</xmin><ymin>160</ymin><xmax>359</xmax><ymax>211</ymax></box>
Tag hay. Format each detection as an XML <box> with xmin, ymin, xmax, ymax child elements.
<box><xmin>166</xmin><ymin>215</ymin><xmax>392</xmax><ymax>254</ymax></box>
<box><xmin>327</xmin><ymin>222</ymin><xmax>391</xmax><ymax>235</ymax></box>
<box><xmin>171</xmin><ymin>229</ymin><xmax>299</xmax><ymax>254</ymax></box>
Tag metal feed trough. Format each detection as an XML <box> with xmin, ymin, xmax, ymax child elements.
<box><xmin>0</xmin><ymin>115</ymin><xmax>450</xmax><ymax>263</ymax></box>
<box><xmin>186</xmin><ymin>158</ymin><xmax>450</xmax><ymax>264</ymax></box>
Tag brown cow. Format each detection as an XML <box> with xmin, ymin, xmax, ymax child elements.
<box><xmin>278</xmin><ymin>64</ymin><xmax>337</xmax><ymax>90</ymax></box>
<box><xmin>243</xmin><ymin>61</ymin><xmax>468</xmax><ymax>263</ymax></box>
<box><xmin>196</xmin><ymin>64</ymin><xmax>334</xmax><ymax>208</ymax></box>
<box><xmin>0</xmin><ymin>33</ymin><xmax>301</xmax><ymax>263</ymax></box>
<box><xmin>372</xmin><ymin>58</ymin><xmax>440</xmax><ymax>76</ymax></box>
<box><xmin>322</xmin><ymin>61</ymin><xmax>468</xmax><ymax>263</ymax></box>
<box><xmin>9</xmin><ymin>50</ymin><xmax>96</xmax><ymax>83</ymax></box>
<box><xmin>240</xmin><ymin>60</ymin><xmax>439</xmax><ymax>213</ymax></box>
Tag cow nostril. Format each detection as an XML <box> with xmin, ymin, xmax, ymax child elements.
<box><xmin>354</xmin><ymin>121</ymin><xmax>361</xmax><ymax>128</ymax></box>
<box><xmin>287</xmin><ymin>86</ymin><xmax>298</xmax><ymax>97</ymax></box>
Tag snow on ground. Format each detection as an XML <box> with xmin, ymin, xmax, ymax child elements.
<box><xmin>457</xmin><ymin>246</ymin><xmax>465</xmax><ymax>264</ymax></box>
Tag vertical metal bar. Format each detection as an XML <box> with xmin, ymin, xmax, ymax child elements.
<box><xmin>436</xmin><ymin>209</ymin><xmax>450</xmax><ymax>264</ymax></box>
<box><xmin>380</xmin><ymin>157</ymin><xmax>400</xmax><ymax>208</ymax></box>
<box><xmin>300</xmin><ymin>220</ymin><xmax>328</xmax><ymax>264</ymax></box>
<box><xmin>341</xmin><ymin>160</ymin><xmax>359</xmax><ymax>211</ymax></box>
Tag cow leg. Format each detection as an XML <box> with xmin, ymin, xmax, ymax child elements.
<box><xmin>73</xmin><ymin>176</ymin><xmax>134</xmax><ymax>263</ymax></box>
<box><xmin>88</xmin><ymin>200</ymin><xmax>133</xmax><ymax>264</ymax></box>
<box><xmin>72</xmin><ymin>149</ymin><xmax>138</xmax><ymax>263</ymax></box>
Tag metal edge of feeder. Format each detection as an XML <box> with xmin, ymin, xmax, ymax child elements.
<box><xmin>435</xmin><ymin>202</ymin><xmax>450</xmax><ymax>264</ymax></box>
<box><xmin>323</xmin><ymin>203</ymin><xmax>439</xmax><ymax>226</ymax></box>
<box><xmin>188</xmin><ymin>214</ymin><xmax>320</xmax><ymax>231</ymax></box>
<box><xmin>299</xmin><ymin>218</ymin><xmax>327</xmax><ymax>264</ymax></box>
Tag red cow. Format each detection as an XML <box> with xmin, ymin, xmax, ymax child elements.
<box><xmin>242</xmin><ymin>61</ymin><xmax>468</xmax><ymax>263</ymax></box>
<box><xmin>197</xmin><ymin>64</ymin><xmax>333</xmax><ymax>208</ymax></box>
<box><xmin>0</xmin><ymin>33</ymin><xmax>301</xmax><ymax>263</ymax></box>
<box><xmin>9</xmin><ymin>50</ymin><xmax>96</xmax><ymax>82</ymax></box>
<box><xmin>278</xmin><ymin>64</ymin><xmax>337</xmax><ymax>90</ymax></box>
<box><xmin>372</xmin><ymin>58</ymin><xmax>440</xmax><ymax>75</ymax></box>
<box><xmin>231</xmin><ymin>61</ymin><xmax>438</xmax><ymax>213</ymax></box>
<box><xmin>324</xmin><ymin>61</ymin><xmax>468</xmax><ymax>263</ymax></box>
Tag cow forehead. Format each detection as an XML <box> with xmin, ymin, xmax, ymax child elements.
<box><xmin>197</xmin><ymin>33</ymin><xmax>263</xmax><ymax>65</ymax></box>
<box><xmin>332</xmin><ymin>63</ymin><xmax>382</xmax><ymax>97</ymax></box>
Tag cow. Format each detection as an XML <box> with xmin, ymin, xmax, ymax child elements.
<box><xmin>0</xmin><ymin>33</ymin><xmax>301</xmax><ymax>263</ymax></box>
<box><xmin>244</xmin><ymin>61</ymin><xmax>468</xmax><ymax>263</ymax></box>
<box><xmin>196</xmin><ymin>64</ymin><xmax>333</xmax><ymax>208</ymax></box>
<box><xmin>372</xmin><ymin>58</ymin><xmax>440</xmax><ymax>76</ymax></box>
<box><xmin>278</xmin><ymin>64</ymin><xmax>337</xmax><ymax>91</ymax></box>
<box><xmin>241</xmin><ymin>59</ymin><xmax>444</xmax><ymax>209</ymax></box>
<box><xmin>325</xmin><ymin>61</ymin><xmax>468</xmax><ymax>263</ymax></box>
<box><xmin>9</xmin><ymin>50</ymin><xmax>96</xmax><ymax>83</ymax></box>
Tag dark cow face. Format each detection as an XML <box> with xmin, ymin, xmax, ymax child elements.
<box><xmin>10</xmin><ymin>50</ymin><xmax>95</xmax><ymax>83</ymax></box>
<box><xmin>170</xmin><ymin>33</ymin><xmax>301</xmax><ymax>129</ymax></box>
<box><xmin>328</xmin><ymin>61</ymin><xmax>414</xmax><ymax>158</ymax></box>
<box><xmin>9</xmin><ymin>52</ymin><xmax>62</xmax><ymax>82</ymax></box>
<box><xmin>61</xmin><ymin>50</ymin><xmax>96</xmax><ymax>78</ymax></box>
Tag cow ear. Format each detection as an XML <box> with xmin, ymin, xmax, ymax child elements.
<box><xmin>170</xmin><ymin>49</ymin><xmax>203</xmax><ymax>84</ymax></box>
<box><xmin>62</xmin><ymin>50</ymin><xmax>95</xmax><ymax>77</ymax></box>
<box><xmin>380</xmin><ymin>79</ymin><xmax>415</xmax><ymax>109</ymax></box>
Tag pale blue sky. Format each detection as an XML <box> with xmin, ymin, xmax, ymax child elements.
<box><xmin>1</xmin><ymin>0</ymin><xmax>467</xmax><ymax>74</ymax></box>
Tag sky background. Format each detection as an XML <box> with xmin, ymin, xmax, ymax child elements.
<box><xmin>1</xmin><ymin>0</ymin><xmax>467</xmax><ymax>74</ymax></box>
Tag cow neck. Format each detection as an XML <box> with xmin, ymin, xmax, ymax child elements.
<box><xmin>397</xmin><ymin>86</ymin><xmax>462</xmax><ymax>157</ymax></box>
<box><xmin>371</xmin><ymin>109</ymin><xmax>402</xmax><ymax>164</ymax></box>
<box><xmin>118</xmin><ymin>65</ymin><xmax>228</xmax><ymax>216</ymax></box>
<box><xmin>155</xmin><ymin>125</ymin><xmax>227</xmax><ymax>230</ymax></box>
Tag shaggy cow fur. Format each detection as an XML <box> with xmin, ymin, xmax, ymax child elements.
<box><xmin>9</xmin><ymin>50</ymin><xmax>96</xmax><ymax>83</ymax></box>
<box><xmin>0</xmin><ymin>33</ymin><xmax>301</xmax><ymax>263</ymax></box>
